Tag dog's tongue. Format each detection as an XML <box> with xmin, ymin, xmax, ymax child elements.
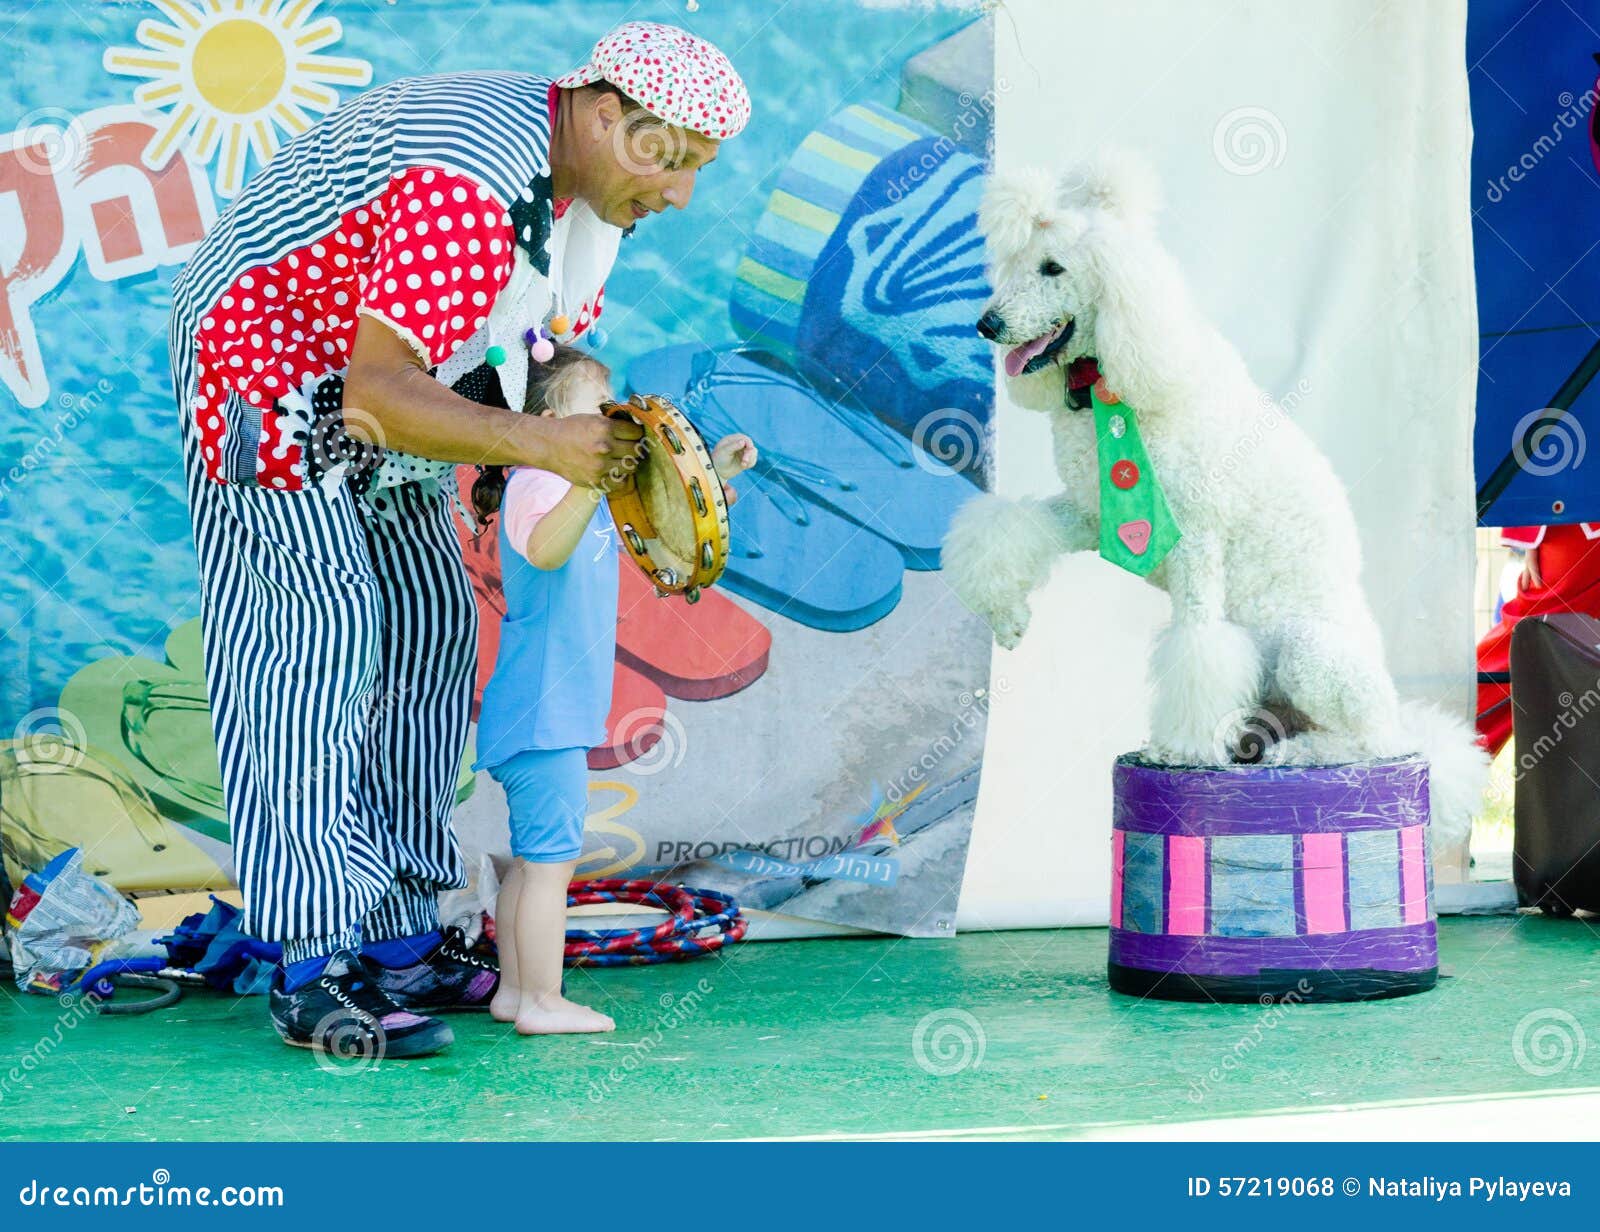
<box><xmin>1004</xmin><ymin>324</ymin><xmax>1064</xmax><ymax>378</ymax></box>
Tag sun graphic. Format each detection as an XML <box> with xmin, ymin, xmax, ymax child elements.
<box><xmin>103</xmin><ymin>0</ymin><xmax>372</xmax><ymax>198</ymax></box>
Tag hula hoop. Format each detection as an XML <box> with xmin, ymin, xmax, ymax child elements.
<box><xmin>565</xmin><ymin>878</ymin><xmax>747</xmax><ymax>967</ymax></box>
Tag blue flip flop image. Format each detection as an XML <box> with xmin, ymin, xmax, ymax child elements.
<box><xmin>695</xmin><ymin>442</ymin><xmax>905</xmax><ymax>633</ymax></box>
<box><xmin>626</xmin><ymin>344</ymin><xmax>977</xmax><ymax>571</ymax></box>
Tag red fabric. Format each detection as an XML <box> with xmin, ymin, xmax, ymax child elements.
<box><xmin>1066</xmin><ymin>357</ymin><xmax>1100</xmax><ymax>389</ymax></box>
<box><xmin>1500</xmin><ymin>525</ymin><xmax>1547</xmax><ymax>549</ymax></box>
<box><xmin>192</xmin><ymin>165</ymin><xmax>514</xmax><ymax>488</ymax></box>
<box><xmin>1476</xmin><ymin>522</ymin><xmax>1600</xmax><ymax>754</ymax></box>
<box><xmin>358</xmin><ymin>167</ymin><xmax>515</xmax><ymax>366</ymax></box>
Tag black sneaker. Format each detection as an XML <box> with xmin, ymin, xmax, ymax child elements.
<box><xmin>269</xmin><ymin>949</ymin><xmax>454</xmax><ymax>1059</ymax></box>
<box><xmin>368</xmin><ymin>926</ymin><xmax>500</xmax><ymax>1012</ymax></box>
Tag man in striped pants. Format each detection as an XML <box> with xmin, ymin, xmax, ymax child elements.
<box><xmin>169</xmin><ymin>24</ymin><xmax>748</xmax><ymax>1057</ymax></box>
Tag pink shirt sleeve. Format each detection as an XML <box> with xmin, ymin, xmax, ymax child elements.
<box><xmin>501</xmin><ymin>466</ymin><xmax>575</xmax><ymax>563</ymax></box>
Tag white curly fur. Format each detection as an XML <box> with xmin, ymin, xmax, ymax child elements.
<box><xmin>945</xmin><ymin>151</ymin><xmax>1488</xmax><ymax>845</ymax></box>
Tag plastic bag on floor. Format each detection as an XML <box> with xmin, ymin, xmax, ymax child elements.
<box><xmin>439</xmin><ymin>848</ymin><xmax>500</xmax><ymax>944</ymax></box>
<box><xmin>6</xmin><ymin>847</ymin><xmax>140</xmax><ymax>993</ymax></box>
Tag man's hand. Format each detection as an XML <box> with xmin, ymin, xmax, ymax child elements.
<box><xmin>541</xmin><ymin>412</ymin><xmax>645</xmax><ymax>489</ymax></box>
<box><xmin>1521</xmin><ymin>546</ymin><xmax>1543</xmax><ymax>591</ymax></box>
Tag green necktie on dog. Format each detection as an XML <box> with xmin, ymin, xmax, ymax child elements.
<box><xmin>1091</xmin><ymin>382</ymin><xmax>1182</xmax><ymax>576</ymax></box>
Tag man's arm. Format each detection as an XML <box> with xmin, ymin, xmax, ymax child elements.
<box><xmin>343</xmin><ymin>313</ymin><xmax>642</xmax><ymax>489</ymax></box>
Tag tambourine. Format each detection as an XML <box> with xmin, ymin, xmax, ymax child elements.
<box><xmin>601</xmin><ymin>393</ymin><xmax>729</xmax><ymax>602</ymax></box>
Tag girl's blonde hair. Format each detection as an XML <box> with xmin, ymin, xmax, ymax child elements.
<box><xmin>470</xmin><ymin>346</ymin><xmax>613</xmax><ymax>525</ymax></box>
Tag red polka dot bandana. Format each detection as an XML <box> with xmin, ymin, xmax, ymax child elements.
<box><xmin>553</xmin><ymin>21</ymin><xmax>751</xmax><ymax>140</ymax></box>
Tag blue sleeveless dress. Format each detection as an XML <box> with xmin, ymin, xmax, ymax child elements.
<box><xmin>475</xmin><ymin>498</ymin><xmax>619</xmax><ymax>769</ymax></box>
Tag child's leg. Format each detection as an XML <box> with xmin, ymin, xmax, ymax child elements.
<box><xmin>490</xmin><ymin>747</ymin><xmax>615</xmax><ymax>1034</ymax></box>
<box><xmin>511</xmin><ymin>857</ymin><xmax>614</xmax><ymax>1034</ymax></box>
<box><xmin>489</xmin><ymin>861</ymin><xmax>523</xmax><ymax>1022</ymax></box>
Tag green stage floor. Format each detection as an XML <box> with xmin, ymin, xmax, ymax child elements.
<box><xmin>4</xmin><ymin>916</ymin><xmax>1597</xmax><ymax>1141</ymax></box>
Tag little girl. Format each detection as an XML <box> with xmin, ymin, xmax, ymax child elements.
<box><xmin>475</xmin><ymin>348</ymin><xmax>756</xmax><ymax>1034</ymax></box>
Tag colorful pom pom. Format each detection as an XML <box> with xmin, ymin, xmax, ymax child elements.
<box><xmin>585</xmin><ymin>326</ymin><xmax>609</xmax><ymax>350</ymax></box>
<box><xmin>530</xmin><ymin>337</ymin><xmax>555</xmax><ymax>363</ymax></box>
<box><xmin>549</xmin><ymin>314</ymin><xmax>571</xmax><ymax>336</ymax></box>
<box><xmin>485</xmin><ymin>344</ymin><xmax>507</xmax><ymax>367</ymax></box>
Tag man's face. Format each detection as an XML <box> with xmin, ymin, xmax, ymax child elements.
<box><xmin>588</xmin><ymin>95</ymin><xmax>721</xmax><ymax>228</ymax></box>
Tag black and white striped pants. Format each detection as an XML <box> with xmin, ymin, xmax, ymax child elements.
<box><xmin>171</xmin><ymin>310</ymin><xmax>476</xmax><ymax>964</ymax></box>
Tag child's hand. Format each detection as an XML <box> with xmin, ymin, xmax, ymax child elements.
<box><xmin>713</xmin><ymin>433</ymin><xmax>758</xmax><ymax>478</ymax></box>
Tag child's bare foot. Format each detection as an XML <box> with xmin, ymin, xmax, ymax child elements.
<box><xmin>489</xmin><ymin>986</ymin><xmax>522</xmax><ymax>1023</ymax></box>
<box><xmin>513</xmin><ymin>996</ymin><xmax>616</xmax><ymax>1035</ymax></box>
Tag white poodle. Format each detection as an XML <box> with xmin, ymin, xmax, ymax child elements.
<box><xmin>942</xmin><ymin>152</ymin><xmax>1487</xmax><ymax>846</ymax></box>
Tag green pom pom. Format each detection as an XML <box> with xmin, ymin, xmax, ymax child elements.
<box><xmin>485</xmin><ymin>344</ymin><xmax>507</xmax><ymax>366</ymax></box>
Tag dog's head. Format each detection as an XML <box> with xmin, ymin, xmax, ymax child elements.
<box><xmin>976</xmin><ymin>151</ymin><xmax>1169</xmax><ymax>409</ymax></box>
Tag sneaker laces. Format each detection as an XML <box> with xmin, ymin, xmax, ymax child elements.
<box><xmin>317</xmin><ymin>950</ymin><xmax>407</xmax><ymax>1024</ymax></box>
<box><xmin>437</xmin><ymin>927</ymin><xmax>496</xmax><ymax>971</ymax></box>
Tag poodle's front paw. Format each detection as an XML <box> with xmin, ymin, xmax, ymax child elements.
<box><xmin>988</xmin><ymin>597</ymin><xmax>1032</xmax><ymax>650</ymax></box>
<box><xmin>952</xmin><ymin>586</ymin><xmax>1031</xmax><ymax>647</ymax></box>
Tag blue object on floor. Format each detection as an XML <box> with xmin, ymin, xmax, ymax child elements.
<box><xmin>160</xmin><ymin>896</ymin><xmax>281</xmax><ymax>993</ymax></box>
<box><xmin>627</xmin><ymin>345</ymin><xmax>975</xmax><ymax>571</ymax></box>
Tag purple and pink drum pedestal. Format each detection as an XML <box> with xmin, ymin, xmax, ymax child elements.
<box><xmin>1108</xmin><ymin>753</ymin><xmax>1438</xmax><ymax>1003</ymax></box>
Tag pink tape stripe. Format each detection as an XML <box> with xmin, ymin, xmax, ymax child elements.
<box><xmin>1399</xmin><ymin>824</ymin><xmax>1427</xmax><ymax>924</ymax></box>
<box><xmin>1166</xmin><ymin>834</ymin><xmax>1206</xmax><ymax>936</ymax></box>
<box><xmin>1110</xmin><ymin>829</ymin><xmax>1125</xmax><ymax>929</ymax></box>
<box><xmin>1301</xmin><ymin>831</ymin><xmax>1347</xmax><ymax>935</ymax></box>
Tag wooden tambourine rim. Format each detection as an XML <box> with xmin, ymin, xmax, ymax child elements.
<box><xmin>601</xmin><ymin>394</ymin><xmax>729</xmax><ymax>596</ymax></box>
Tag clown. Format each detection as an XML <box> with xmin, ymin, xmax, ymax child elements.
<box><xmin>167</xmin><ymin>23</ymin><xmax>750</xmax><ymax>1059</ymax></box>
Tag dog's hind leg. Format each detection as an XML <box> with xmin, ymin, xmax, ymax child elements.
<box><xmin>1146</xmin><ymin>532</ymin><xmax>1265</xmax><ymax>764</ymax></box>
<box><xmin>1265</xmin><ymin>616</ymin><xmax>1399</xmax><ymax>763</ymax></box>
